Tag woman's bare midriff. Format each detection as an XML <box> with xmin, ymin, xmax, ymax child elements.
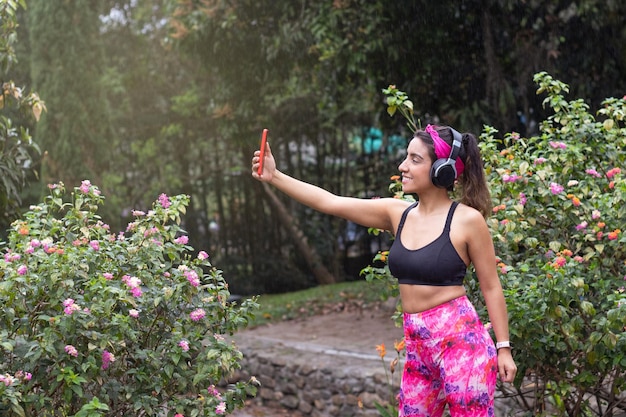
<box><xmin>399</xmin><ymin>284</ymin><xmax>467</xmax><ymax>314</ymax></box>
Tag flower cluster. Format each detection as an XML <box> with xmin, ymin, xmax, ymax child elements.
<box><xmin>122</xmin><ymin>275</ymin><xmax>143</xmax><ymax>298</ymax></box>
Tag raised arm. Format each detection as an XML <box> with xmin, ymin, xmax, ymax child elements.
<box><xmin>252</xmin><ymin>141</ymin><xmax>407</xmax><ymax>232</ymax></box>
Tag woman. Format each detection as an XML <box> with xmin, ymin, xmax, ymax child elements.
<box><xmin>251</xmin><ymin>125</ymin><xmax>516</xmax><ymax>417</ymax></box>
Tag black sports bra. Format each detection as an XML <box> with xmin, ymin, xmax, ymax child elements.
<box><xmin>388</xmin><ymin>201</ymin><xmax>467</xmax><ymax>286</ymax></box>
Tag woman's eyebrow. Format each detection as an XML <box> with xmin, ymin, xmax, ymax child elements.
<box><xmin>408</xmin><ymin>151</ymin><xmax>424</xmax><ymax>160</ymax></box>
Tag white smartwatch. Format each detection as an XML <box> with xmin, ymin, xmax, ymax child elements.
<box><xmin>496</xmin><ymin>341</ymin><xmax>511</xmax><ymax>350</ymax></box>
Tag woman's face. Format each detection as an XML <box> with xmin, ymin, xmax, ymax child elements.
<box><xmin>398</xmin><ymin>137</ymin><xmax>434</xmax><ymax>193</ymax></box>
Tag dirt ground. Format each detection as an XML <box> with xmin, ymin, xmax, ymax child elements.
<box><xmin>230</xmin><ymin>300</ymin><xmax>403</xmax><ymax>417</ymax></box>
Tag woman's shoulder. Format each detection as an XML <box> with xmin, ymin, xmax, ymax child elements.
<box><xmin>454</xmin><ymin>202</ymin><xmax>488</xmax><ymax>226</ymax></box>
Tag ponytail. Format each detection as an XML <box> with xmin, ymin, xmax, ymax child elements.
<box><xmin>457</xmin><ymin>133</ymin><xmax>492</xmax><ymax>218</ymax></box>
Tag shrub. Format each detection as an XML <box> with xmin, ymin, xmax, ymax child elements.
<box><xmin>0</xmin><ymin>182</ymin><xmax>259</xmax><ymax>416</ymax></box>
<box><xmin>481</xmin><ymin>72</ymin><xmax>625</xmax><ymax>416</ymax></box>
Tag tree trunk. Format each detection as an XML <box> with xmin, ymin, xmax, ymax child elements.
<box><xmin>261</xmin><ymin>182</ymin><xmax>336</xmax><ymax>285</ymax></box>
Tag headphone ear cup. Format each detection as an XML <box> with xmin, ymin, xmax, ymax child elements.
<box><xmin>430</xmin><ymin>159</ymin><xmax>456</xmax><ymax>188</ymax></box>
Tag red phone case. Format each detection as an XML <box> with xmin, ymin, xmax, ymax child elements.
<box><xmin>257</xmin><ymin>128</ymin><xmax>268</xmax><ymax>175</ymax></box>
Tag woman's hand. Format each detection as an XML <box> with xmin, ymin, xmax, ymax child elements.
<box><xmin>497</xmin><ymin>349</ymin><xmax>517</xmax><ymax>383</ymax></box>
<box><xmin>251</xmin><ymin>141</ymin><xmax>276</xmax><ymax>182</ymax></box>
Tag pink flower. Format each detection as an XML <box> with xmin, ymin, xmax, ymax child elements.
<box><xmin>185</xmin><ymin>270</ymin><xmax>200</xmax><ymax>287</ymax></box>
<box><xmin>549</xmin><ymin>182</ymin><xmax>564</xmax><ymax>195</ymax></box>
<box><xmin>122</xmin><ymin>275</ymin><xmax>143</xmax><ymax>298</ymax></box>
<box><xmin>132</xmin><ymin>210</ymin><xmax>145</xmax><ymax>217</ymax></box>
<box><xmin>63</xmin><ymin>299</ymin><xmax>81</xmax><ymax>315</ymax></box>
<box><xmin>0</xmin><ymin>374</ymin><xmax>15</xmax><ymax>386</ymax></box>
<box><xmin>549</xmin><ymin>141</ymin><xmax>567</xmax><ymax>149</ymax></box>
<box><xmin>552</xmin><ymin>256</ymin><xmax>567</xmax><ymax>268</ymax></box>
<box><xmin>198</xmin><ymin>251</ymin><xmax>209</xmax><ymax>260</ymax></box>
<box><xmin>102</xmin><ymin>350</ymin><xmax>115</xmax><ymax>370</ymax></box>
<box><xmin>174</xmin><ymin>235</ymin><xmax>189</xmax><ymax>245</ymax></box>
<box><xmin>129</xmin><ymin>309</ymin><xmax>139</xmax><ymax>318</ymax></box>
<box><xmin>607</xmin><ymin>167</ymin><xmax>621</xmax><ymax>178</ymax></box>
<box><xmin>79</xmin><ymin>180</ymin><xmax>92</xmax><ymax>194</ymax></box>
<box><xmin>175</xmin><ymin>414</ymin><xmax>184</xmax><ymax>417</ymax></box>
<box><xmin>518</xmin><ymin>193</ymin><xmax>527</xmax><ymax>206</ymax></box>
<box><xmin>123</xmin><ymin>275</ymin><xmax>141</xmax><ymax>288</ymax></box>
<box><xmin>215</xmin><ymin>402</ymin><xmax>226</xmax><ymax>414</ymax></box>
<box><xmin>585</xmin><ymin>168</ymin><xmax>601</xmax><ymax>178</ymax></box>
<box><xmin>103</xmin><ymin>272</ymin><xmax>113</xmax><ymax>280</ymax></box>
<box><xmin>190</xmin><ymin>308</ymin><xmax>206</xmax><ymax>321</ymax></box>
<box><xmin>592</xmin><ymin>210</ymin><xmax>601</xmax><ymax>219</ymax></box>
<box><xmin>17</xmin><ymin>265</ymin><xmax>28</xmax><ymax>275</ymax></box>
<box><xmin>144</xmin><ymin>227</ymin><xmax>159</xmax><ymax>237</ymax></box>
<box><xmin>178</xmin><ymin>340</ymin><xmax>190</xmax><ymax>352</ymax></box>
<box><xmin>502</xmin><ymin>173</ymin><xmax>520</xmax><ymax>183</ymax></box>
<box><xmin>534</xmin><ymin>157</ymin><xmax>547</xmax><ymax>165</ymax></box>
<box><xmin>89</xmin><ymin>240</ymin><xmax>100</xmax><ymax>251</ymax></box>
<box><xmin>576</xmin><ymin>221</ymin><xmax>588</xmax><ymax>231</ymax></box>
<box><xmin>158</xmin><ymin>193</ymin><xmax>171</xmax><ymax>209</ymax></box>
<box><xmin>208</xmin><ymin>384</ymin><xmax>222</xmax><ymax>399</ymax></box>
<box><xmin>4</xmin><ymin>252</ymin><xmax>20</xmax><ymax>262</ymax></box>
<box><xmin>65</xmin><ymin>345</ymin><xmax>78</xmax><ymax>357</ymax></box>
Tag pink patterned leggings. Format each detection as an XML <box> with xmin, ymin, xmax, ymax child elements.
<box><xmin>399</xmin><ymin>296</ymin><xmax>497</xmax><ymax>417</ymax></box>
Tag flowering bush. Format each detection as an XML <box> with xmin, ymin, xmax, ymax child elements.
<box><xmin>0</xmin><ymin>182</ymin><xmax>259</xmax><ymax>416</ymax></box>
<box><xmin>370</xmin><ymin>75</ymin><xmax>626</xmax><ymax>416</ymax></box>
<box><xmin>480</xmin><ymin>72</ymin><xmax>626</xmax><ymax>416</ymax></box>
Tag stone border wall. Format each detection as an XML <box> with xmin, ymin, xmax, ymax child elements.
<box><xmin>235</xmin><ymin>346</ymin><xmax>393</xmax><ymax>417</ymax></box>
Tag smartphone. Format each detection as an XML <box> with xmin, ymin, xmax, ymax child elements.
<box><xmin>257</xmin><ymin>128</ymin><xmax>268</xmax><ymax>176</ymax></box>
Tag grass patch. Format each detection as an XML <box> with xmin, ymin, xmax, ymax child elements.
<box><xmin>247</xmin><ymin>279</ymin><xmax>391</xmax><ymax>327</ymax></box>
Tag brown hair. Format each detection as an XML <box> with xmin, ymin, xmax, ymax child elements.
<box><xmin>415</xmin><ymin>126</ymin><xmax>492</xmax><ymax>218</ymax></box>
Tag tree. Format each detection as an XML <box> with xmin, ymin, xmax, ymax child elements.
<box><xmin>0</xmin><ymin>0</ymin><xmax>44</xmax><ymax>224</ymax></box>
<box><xmin>28</xmin><ymin>0</ymin><xmax>114</xmax><ymax>200</ymax></box>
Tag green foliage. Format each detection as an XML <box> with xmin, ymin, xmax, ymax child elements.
<box><xmin>382</xmin><ymin>85</ymin><xmax>419</xmax><ymax>134</ymax></box>
<box><xmin>0</xmin><ymin>0</ymin><xmax>27</xmax><ymax>73</ymax></box>
<box><xmin>372</xmin><ymin>75</ymin><xmax>626</xmax><ymax>416</ymax></box>
<box><xmin>0</xmin><ymin>182</ymin><xmax>259</xmax><ymax>416</ymax></box>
